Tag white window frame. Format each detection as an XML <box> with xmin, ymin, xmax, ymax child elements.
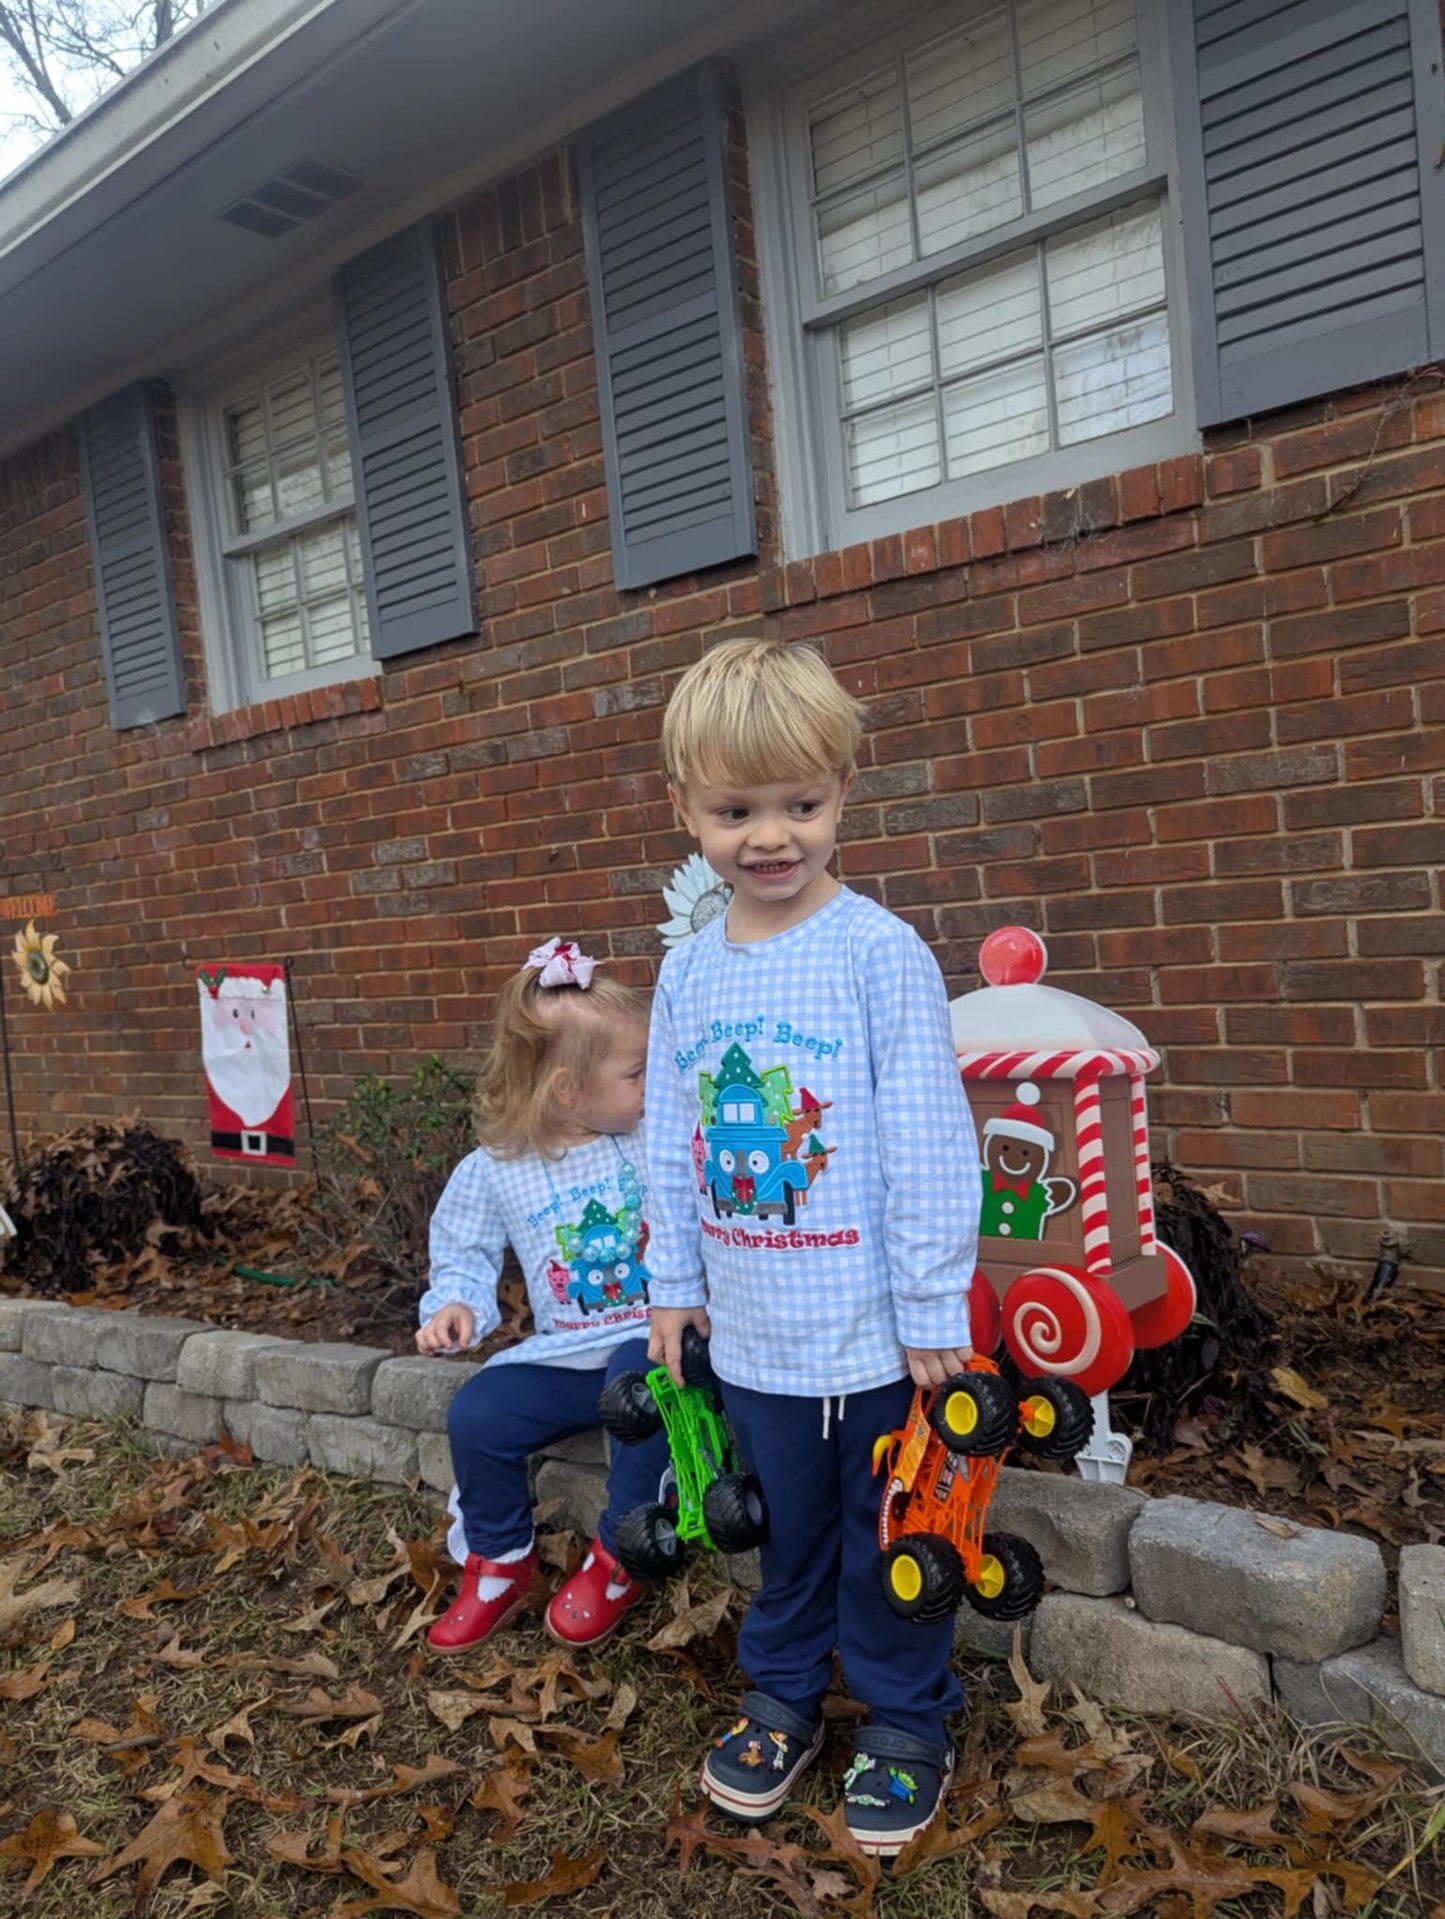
<box><xmin>178</xmin><ymin>303</ymin><xmax>375</xmax><ymax>715</ymax></box>
<box><xmin>747</xmin><ymin>0</ymin><xmax>1197</xmax><ymax>558</ymax></box>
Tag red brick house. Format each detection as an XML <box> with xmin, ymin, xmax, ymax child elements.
<box><xmin>2</xmin><ymin>0</ymin><xmax>1443</xmax><ymax>1292</ymax></box>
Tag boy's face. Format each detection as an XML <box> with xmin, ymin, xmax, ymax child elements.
<box><xmin>671</xmin><ymin>770</ymin><xmax>853</xmax><ymax>939</ymax></box>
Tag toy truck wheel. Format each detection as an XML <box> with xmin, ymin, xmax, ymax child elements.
<box><xmin>679</xmin><ymin>1325</ymin><xmax>715</xmax><ymax>1389</ymax></box>
<box><xmin>929</xmin><ymin>1371</ymin><xmax>1018</xmax><ymax>1456</ymax></box>
<box><xmin>597</xmin><ymin>1372</ymin><xmax>663</xmax><ymax>1445</ymax></box>
<box><xmin>614</xmin><ymin>1501</ymin><xmax>684</xmax><ymax>1581</ymax></box>
<box><xmin>881</xmin><ymin>1536</ymin><xmax>965</xmax><ymax>1623</ymax></box>
<box><xmin>1015</xmin><ymin>1377</ymin><xmax>1094</xmax><ymax>1462</ymax></box>
<box><xmin>703</xmin><ymin>1472</ymin><xmax>769</xmax><ymax>1553</ymax></box>
<box><xmin>965</xmin><ymin>1532</ymin><xmax>1044</xmax><ymax>1622</ymax></box>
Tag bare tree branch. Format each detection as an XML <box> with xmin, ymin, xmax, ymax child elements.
<box><xmin>0</xmin><ymin>0</ymin><xmax>210</xmax><ymax>151</ymax></box>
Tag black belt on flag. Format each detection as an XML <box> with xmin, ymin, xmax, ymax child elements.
<box><xmin>211</xmin><ymin>1129</ymin><xmax>295</xmax><ymax>1157</ymax></box>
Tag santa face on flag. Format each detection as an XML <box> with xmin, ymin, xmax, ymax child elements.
<box><xmin>197</xmin><ymin>964</ymin><xmax>295</xmax><ymax>1165</ymax></box>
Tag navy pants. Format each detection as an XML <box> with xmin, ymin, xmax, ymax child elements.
<box><xmin>722</xmin><ymin>1374</ymin><xmax>963</xmax><ymax>1748</ymax></box>
<box><xmin>446</xmin><ymin>1338</ymin><xmax>668</xmax><ymax>1560</ymax></box>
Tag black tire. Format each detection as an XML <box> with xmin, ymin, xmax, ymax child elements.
<box><xmin>964</xmin><ymin>1532</ymin><xmax>1044</xmax><ymax>1622</ymax></box>
<box><xmin>1015</xmin><ymin>1377</ymin><xmax>1094</xmax><ymax>1462</ymax></box>
<box><xmin>703</xmin><ymin>1471</ymin><xmax>769</xmax><ymax>1552</ymax></box>
<box><xmin>680</xmin><ymin>1324</ymin><xmax>714</xmax><ymax>1389</ymax></box>
<box><xmin>597</xmin><ymin>1370</ymin><xmax>663</xmax><ymax>1445</ymax></box>
<box><xmin>780</xmin><ymin>1184</ymin><xmax>797</xmax><ymax>1224</ymax></box>
<box><xmin>880</xmin><ymin>1534</ymin><xmax>965</xmax><ymax>1624</ymax></box>
<box><xmin>614</xmin><ymin>1501</ymin><xmax>685</xmax><ymax>1581</ymax></box>
<box><xmin>710</xmin><ymin>1182</ymin><xmax>722</xmax><ymax>1219</ymax></box>
<box><xmin>929</xmin><ymin>1371</ymin><xmax>1018</xmax><ymax>1456</ymax></box>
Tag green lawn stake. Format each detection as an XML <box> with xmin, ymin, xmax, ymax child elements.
<box><xmin>598</xmin><ymin>1327</ymin><xmax>769</xmax><ymax>1579</ymax></box>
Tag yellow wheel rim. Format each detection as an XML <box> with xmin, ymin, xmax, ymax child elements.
<box><xmin>974</xmin><ymin>1554</ymin><xmax>1005</xmax><ymax>1600</ymax></box>
<box><xmin>891</xmin><ymin>1554</ymin><xmax>924</xmax><ymax>1604</ymax></box>
<box><xmin>943</xmin><ymin>1390</ymin><xmax>978</xmax><ymax>1435</ymax></box>
<box><xmin>1022</xmin><ymin>1395</ymin><xmax>1056</xmax><ymax>1439</ymax></box>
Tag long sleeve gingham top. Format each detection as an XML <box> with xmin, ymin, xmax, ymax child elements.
<box><xmin>420</xmin><ymin>1128</ymin><xmax>652</xmax><ymax>1371</ymax></box>
<box><xmin>644</xmin><ymin>889</ymin><xmax>980</xmax><ymax>1396</ymax></box>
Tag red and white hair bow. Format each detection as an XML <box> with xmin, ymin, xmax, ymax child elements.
<box><xmin>525</xmin><ymin>937</ymin><xmax>597</xmax><ymax>990</ymax></box>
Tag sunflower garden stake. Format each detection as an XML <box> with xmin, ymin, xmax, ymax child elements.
<box><xmin>1</xmin><ymin>920</ymin><xmax>73</xmax><ymax>1188</ymax></box>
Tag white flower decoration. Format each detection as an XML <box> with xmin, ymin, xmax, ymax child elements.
<box><xmin>657</xmin><ymin>854</ymin><xmax>731</xmax><ymax>949</ymax></box>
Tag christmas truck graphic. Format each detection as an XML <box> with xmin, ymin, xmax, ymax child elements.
<box><xmin>699</xmin><ymin>1044</ymin><xmax>833</xmax><ymax>1226</ymax></box>
<box><xmin>554</xmin><ymin>1195</ymin><xmax>651</xmax><ymax>1315</ymax></box>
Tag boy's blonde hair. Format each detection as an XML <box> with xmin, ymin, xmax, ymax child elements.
<box><xmin>474</xmin><ymin>960</ymin><xmax>649</xmax><ymax>1159</ymax></box>
<box><xmin>661</xmin><ymin>638</ymin><xmax>866</xmax><ymax>791</ymax></box>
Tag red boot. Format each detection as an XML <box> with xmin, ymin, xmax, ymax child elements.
<box><xmin>545</xmin><ymin>1537</ymin><xmax>646</xmax><ymax>1648</ymax></box>
<box><xmin>427</xmin><ymin>1549</ymin><xmax>537</xmax><ymax>1654</ymax></box>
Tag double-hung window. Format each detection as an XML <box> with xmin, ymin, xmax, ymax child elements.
<box><xmin>760</xmin><ymin>0</ymin><xmax>1189</xmax><ymax>551</ymax></box>
<box><xmin>185</xmin><ymin>332</ymin><xmax>372</xmax><ymax>711</ymax></box>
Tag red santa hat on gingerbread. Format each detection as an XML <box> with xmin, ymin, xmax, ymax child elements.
<box><xmin>982</xmin><ymin>1081</ymin><xmax>1054</xmax><ymax>1154</ymax></box>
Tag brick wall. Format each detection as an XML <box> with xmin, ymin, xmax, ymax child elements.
<box><xmin>2</xmin><ymin>137</ymin><xmax>1442</xmax><ymax>1295</ymax></box>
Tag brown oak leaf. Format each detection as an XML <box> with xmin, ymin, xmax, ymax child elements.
<box><xmin>0</xmin><ymin>1556</ymin><xmax>78</xmax><ymax>1636</ymax></box>
<box><xmin>501</xmin><ymin>1846</ymin><xmax>606</xmax><ymax>1908</ymax></box>
<box><xmin>92</xmin><ymin>1784</ymin><xmax>234</xmax><ymax>1910</ymax></box>
<box><xmin>0</xmin><ymin>1809</ymin><xmax>105</xmax><ymax>1894</ymax></box>
<box><xmin>333</xmin><ymin>1846</ymin><xmax>462</xmax><ymax>1918</ymax></box>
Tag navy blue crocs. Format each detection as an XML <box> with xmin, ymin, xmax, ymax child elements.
<box><xmin>701</xmin><ymin>1689</ymin><xmax>825</xmax><ymax>1823</ymax></box>
<box><xmin>842</xmin><ymin>1724</ymin><xmax>955</xmax><ymax>1856</ymax></box>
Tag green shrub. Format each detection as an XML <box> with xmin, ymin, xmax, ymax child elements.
<box><xmin>307</xmin><ymin>1055</ymin><xmax>474</xmax><ymax>1291</ymax></box>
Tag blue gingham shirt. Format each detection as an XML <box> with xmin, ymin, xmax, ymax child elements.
<box><xmin>421</xmin><ymin>1129</ymin><xmax>652</xmax><ymax>1371</ymax></box>
<box><xmin>645</xmin><ymin>889</ymin><xmax>980</xmax><ymax>1396</ymax></box>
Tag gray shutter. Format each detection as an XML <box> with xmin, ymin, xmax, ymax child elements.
<box><xmin>1170</xmin><ymin>0</ymin><xmax>1445</xmax><ymax>427</ymax></box>
<box><xmin>334</xmin><ymin>221</ymin><xmax>476</xmax><ymax>659</ymax></box>
<box><xmin>77</xmin><ymin>384</ymin><xmax>186</xmax><ymax>731</ymax></box>
<box><xmin>578</xmin><ymin>62</ymin><xmax>756</xmax><ymax>591</ymax></box>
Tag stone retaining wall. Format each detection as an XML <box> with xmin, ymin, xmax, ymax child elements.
<box><xmin>2</xmin><ymin>1297</ymin><xmax>1441</xmax><ymax>1775</ymax></box>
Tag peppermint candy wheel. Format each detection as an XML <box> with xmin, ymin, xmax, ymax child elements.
<box><xmin>1127</xmin><ymin>1244</ymin><xmax>1197</xmax><ymax>1350</ymax></box>
<box><xmin>967</xmin><ymin>1274</ymin><xmax>1003</xmax><ymax>1357</ymax></box>
<box><xmin>1002</xmin><ymin>1265</ymin><xmax>1135</xmax><ymax>1399</ymax></box>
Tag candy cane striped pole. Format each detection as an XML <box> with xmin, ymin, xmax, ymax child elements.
<box><xmin>1073</xmin><ymin>1075</ymin><xmax>1111</xmax><ymax>1276</ymax></box>
<box><xmin>1130</xmin><ymin>1073</ymin><xmax>1157</xmax><ymax>1255</ymax></box>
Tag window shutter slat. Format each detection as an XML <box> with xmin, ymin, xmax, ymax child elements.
<box><xmin>578</xmin><ymin>62</ymin><xmax>756</xmax><ymax>591</ymax></box>
<box><xmin>333</xmin><ymin>221</ymin><xmax>475</xmax><ymax>660</ymax></box>
<box><xmin>78</xmin><ymin>384</ymin><xmax>186</xmax><ymax>731</ymax></box>
<box><xmin>1170</xmin><ymin>0</ymin><xmax>1445</xmax><ymax>426</ymax></box>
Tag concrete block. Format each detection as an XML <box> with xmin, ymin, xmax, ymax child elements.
<box><xmin>143</xmin><ymin>1382</ymin><xmax>222</xmax><ymax>1446</ymax></box>
<box><xmin>954</xmin><ymin>1606</ymin><xmax>1033</xmax><ymax>1663</ymax></box>
<box><xmin>725</xmin><ymin>1550</ymin><xmax>762</xmax><ymax>1592</ymax></box>
<box><xmin>533</xmin><ymin>1458</ymin><xmax>606</xmax><ymax>1540</ymax></box>
<box><xmin>1398</xmin><ymin>1545</ymin><xmax>1445</xmax><ymax>1698</ymax></box>
<box><xmin>0</xmin><ymin>1299</ymin><xmax>63</xmax><ymax>1351</ymax></box>
<box><xmin>1275</xmin><ymin>1637</ymin><xmax>1445</xmax><ymax>1781</ymax></box>
<box><xmin>990</xmin><ymin>1467</ymin><xmax>1145</xmax><ymax>1596</ymax></box>
<box><xmin>223</xmin><ymin>1400</ymin><xmax>312</xmax><ymax>1467</ymax></box>
<box><xmin>177</xmin><ymin>1330</ymin><xmax>292</xmax><ymax>1400</ymax></box>
<box><xmin>370</xmin><ymin>1354</ymin><xmax>484</xmax><ymax>1432</ymax></box>
<box><xmin>0</xmin><ymin>1354</ymin><xmax>54</xmax><ymax>1408</ymax></box>
<box><xmin>537</xmin><ymin>1426</ymin><xmax>609</xmax><ymax>1468</ymax></box>
<box><xmin>417</xmin><ymin>1429</ymin><xmax>455</xmax><ymax>1494</ymax></box>
<box><xmin>23</xmin><ymin>1305</ymin><xmax>112</xmax><ymax>1368</ymax></box>
<box><xmin>1032</xmin><ymin>1593</ymin><xmax>1270</xmax><ymax>1718</ymax></box>
<box><xmin>309</xmin><ymin>1414</ymin><xmax>419</xmax><ymax>1486</ymax></box>
<box><xmin>254</xmin><ymin>1341</ymin><xmax>388</xmax><ymax>1415</ymax></box>
<box><xmin>94</xmin><ymin>1313</ymin><xmax>211</xmax><ymax>1381</ymax></box>
<box><xmin>134</xmin><ymin>1428</ymin><xmax>199</xmax><ymax>1461</ymax></box>
<box><xmin>49</xmin><ymin>1364</ymin><xmax>144</xmax><ymax>1422</ymax></box>
<box><xmin>1130</xmin><ymin>1495</ymin><xmax>1384</xmax><ymax>1662</ymax></box>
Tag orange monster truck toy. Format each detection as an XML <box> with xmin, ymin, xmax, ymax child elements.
<box><xmin>873</xmin><ymin>1353</ymin><xmax>1092</xmax><ymax>1624</ymax></box>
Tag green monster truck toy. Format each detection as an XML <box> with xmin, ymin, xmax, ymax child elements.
<box><xmin>597</xmin><ymin>1327</ymin><xmax>769</xmax><ymax>1579</ymax></box>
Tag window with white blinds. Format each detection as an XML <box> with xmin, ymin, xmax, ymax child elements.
<box><xmin>768</xmin><ymin>0</ymin><xmax>1188</xmax><ymax>547</ymax></box>
<box><xmin>217</xmin><ymin>350</ymin><xmax>370</xmax><ymax>687</ymax></box>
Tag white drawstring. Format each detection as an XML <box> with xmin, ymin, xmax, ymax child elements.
<box><xmin>820</xmin><ymin>1394</ymin><xmax>849</xmax><ymax>1441</ymax></box>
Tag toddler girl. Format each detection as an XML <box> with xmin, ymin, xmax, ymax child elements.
<box><xmin>419</xmin><ymin>937</ymin><xmax>665</xmax><ymax>1651</ymax></box>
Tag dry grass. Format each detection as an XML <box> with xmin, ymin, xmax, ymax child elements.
<box><xmin>0</xmin><ymin>1408</ymin><xmax>1440</xmax><ymax>1919</ymax></box>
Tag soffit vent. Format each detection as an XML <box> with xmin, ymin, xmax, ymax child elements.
<box><xmin>218</xmin><ymin>156</ymin><xmax>363</xmax><ymax>239</ymax></box>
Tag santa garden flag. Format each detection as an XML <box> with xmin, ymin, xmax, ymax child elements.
<box><xmin>197</xmin><ymin>963</ymin><xmax>295</xmax><ymax>1166</ymax></box>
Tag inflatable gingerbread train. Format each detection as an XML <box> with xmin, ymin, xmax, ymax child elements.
<box><xmin>950</xmin><ymin>926</ymin><xmax>1196</xmax><ymax>1406</ymax></box>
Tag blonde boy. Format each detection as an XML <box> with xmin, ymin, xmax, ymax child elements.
<box><xmin>644</xmin><ymin>638</ymin><xmax>981</xmax><ymax>1856</ymax></box>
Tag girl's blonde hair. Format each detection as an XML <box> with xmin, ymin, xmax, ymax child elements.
<box><xmin>662</xmin><ymin>637</ymin><xmax>867</xmax><ymax>791</ymax></box>
<box><xmin>473</xmin><ymin>958</ymin><xmax>649</xmax><ymax>1159</ymax></box>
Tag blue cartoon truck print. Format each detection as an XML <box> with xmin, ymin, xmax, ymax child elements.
<box><xmin>557</xmin><ymin>1196</ymin><xmax>651</xmax><ymax>1315</ymax></box>
<box><xmin>703</xmin><ymin>1068</ymin><xmax>812</xmax><ymax>1226</ymax></box>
